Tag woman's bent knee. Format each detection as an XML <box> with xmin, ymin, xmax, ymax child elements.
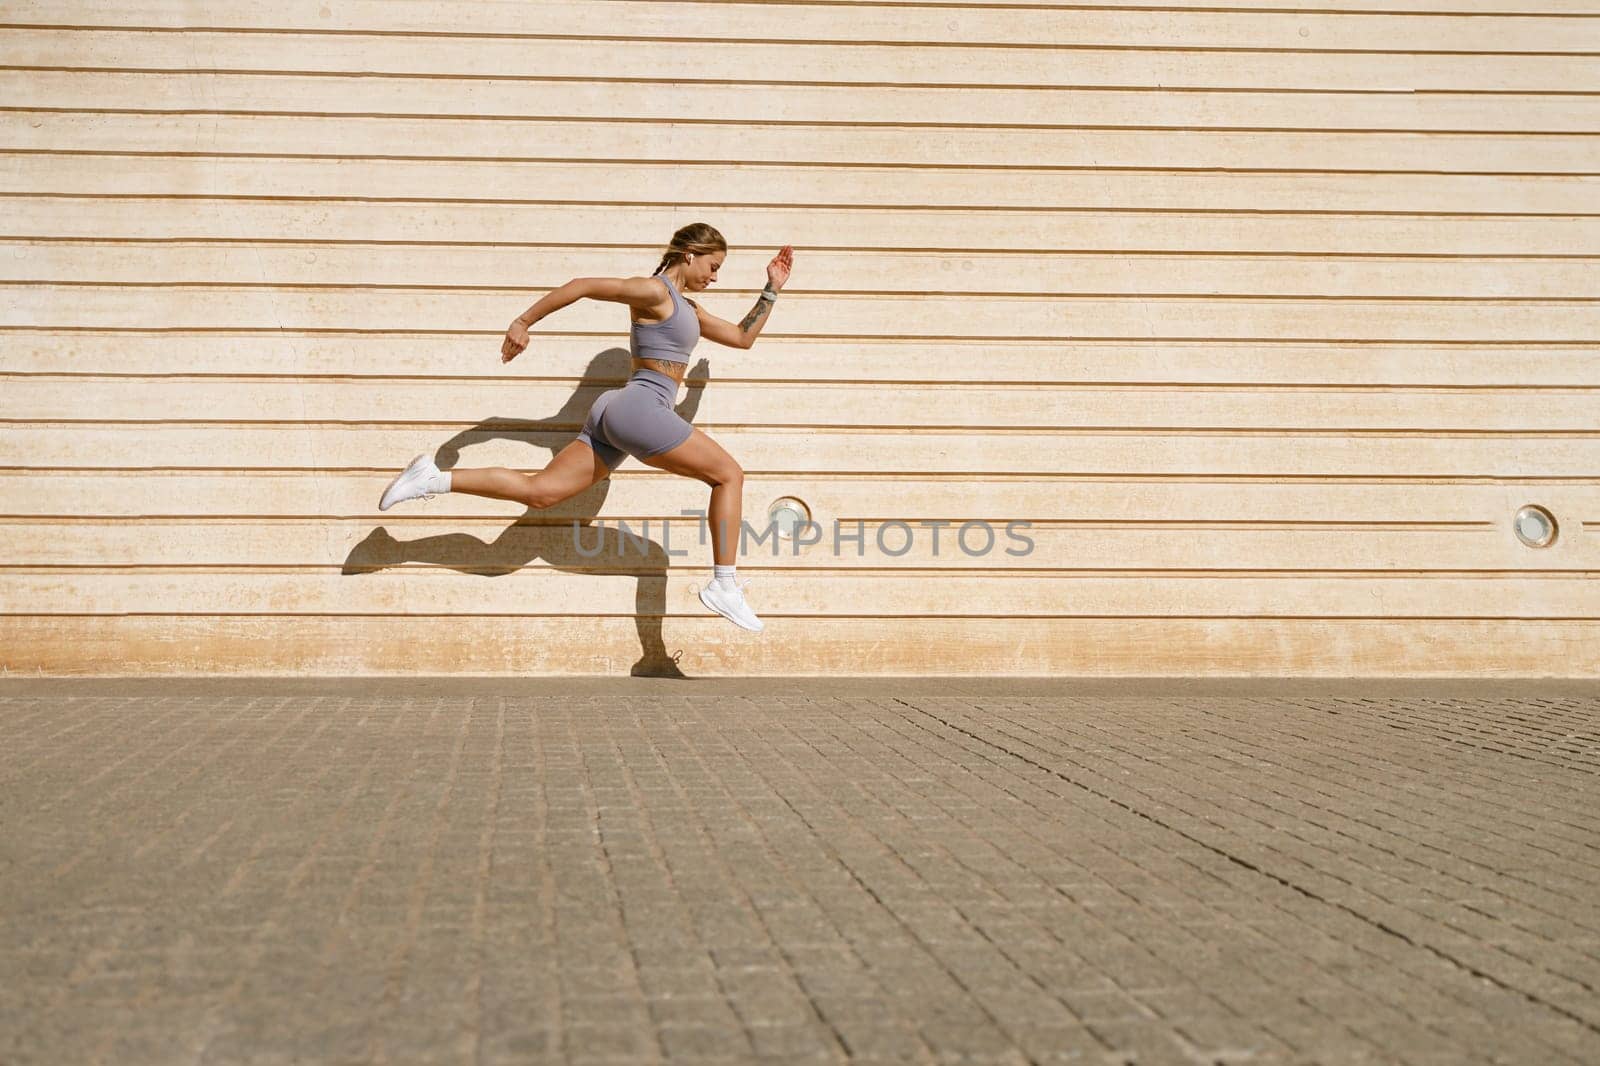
<box><xmin>526</xmin><ymin>485</ymin><xmax>569</xmax><ymax>509</ymax></box>
<box><xmin>519</xmin><ymin>473</ymin><xmax>562</xmax><ymax>509</ymax></box>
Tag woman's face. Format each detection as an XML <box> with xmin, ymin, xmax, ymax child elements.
<box><xmin>683</xmin><ymin>251</ymin><xmax>725</xmax><ymax>292</ymax></box>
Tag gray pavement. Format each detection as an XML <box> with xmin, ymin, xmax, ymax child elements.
<box><xmin>3</xmin><ymin>677</ymin><xmax>1599</xmax><ymax>1065</ymax></box>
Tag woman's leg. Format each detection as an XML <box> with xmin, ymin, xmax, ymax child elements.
<box><xmin>450</xmin><ymin>440</ymin><xmax>613</xmax><ymax>509</ymax></box>
<box><xmin>637</xmin><ymin>429</ymin><xmax>744</xmax><ymax>564</ymax></box>
<box><xmin>638</xmin><ymin>427</ymin><xmax>762</xmax><ymax>630</ymax></box>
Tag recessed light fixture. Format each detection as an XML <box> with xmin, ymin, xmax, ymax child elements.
<box><xmin>767</xmin><ymin>496</ymin><xmax>811</xmax><ymax>540</ymax></box>
<box><xmin>1513</xmin><ymin>505</ymin><xmax>1558</xmax><ymax>549</ymax></box>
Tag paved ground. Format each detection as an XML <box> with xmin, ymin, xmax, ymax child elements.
<box><xmin>3</xmin><ymin>677</ymin><xmax>1599</xmax><ymax>1066</ymax></box>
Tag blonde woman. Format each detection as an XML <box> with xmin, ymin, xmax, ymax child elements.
<box><xmin>379</xmin><ymin>223</ymin><xmax>794</xmax><ymax>633</ymax></box>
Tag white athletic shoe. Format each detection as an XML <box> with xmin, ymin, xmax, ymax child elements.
<box><xmin>379</xmin><ymin>453</ymin><xmax>447</xmax><ymax>511</ymax></box>
<box><xmin>699</xmin><ymin>578</ymin><xmax>765</xmax><ymax>633</ymax></box>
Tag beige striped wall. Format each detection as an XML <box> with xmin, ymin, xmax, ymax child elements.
<box><xmin>2</xmin><ymin>0</ymin><xmax>1597</xmax><ymax>677</ymax></box>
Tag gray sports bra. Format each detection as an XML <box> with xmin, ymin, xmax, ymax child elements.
<box><xmin>630</xmin><ymin>273</ymin><xmax>701</xmax><ymax>365</ymax></box>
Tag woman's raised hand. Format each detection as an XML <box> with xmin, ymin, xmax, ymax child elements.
<box><xmin>501</xmin><ymin>319</ymin><xmax>530</xmax><ymax>363</ymax></box>
<box><xmin>766</xmin><ymin>245</ymin><xmax>794</xmax><ymax>291</ymax></box>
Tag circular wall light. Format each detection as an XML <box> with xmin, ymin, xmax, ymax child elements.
<box><xmin>767</xmin><ymin>496</ymin><xmax>812</xmax><ymax>540</ymax></box>
<box><xmin>1513</xmin><ymin>505</ymin><xmax>1558</xmax><ymax>549</ymax></box>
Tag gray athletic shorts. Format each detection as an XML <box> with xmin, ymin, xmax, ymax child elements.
<box><xmin>576</xmin><ymin>367</ymin><xmax>694</xmax><ymax>470</ymax></box>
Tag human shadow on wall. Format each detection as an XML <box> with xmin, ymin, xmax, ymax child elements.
<box><xmin>341</xmin><ymin>348</ymin><xmax>711</xmax><ymax>678</ymax></box>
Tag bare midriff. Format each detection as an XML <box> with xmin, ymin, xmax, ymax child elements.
<box><xmin>634</xmin><ymin>356</ymin><xmax>688</xmax><ymax>383</ymax></box>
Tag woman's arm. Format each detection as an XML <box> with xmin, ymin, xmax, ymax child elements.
<box><xmin>693</xmin><ymin>245</ymin><xmax>794</xmax><ymax>351</ymax></box>
<box><xmin>502</xmin><ymin>277</ymin><xmax>666</xmax><ymax>363</ymax></box>
<box><xmin>693</xmin><ymin>290</ymin><xmax>774</xmax><ymax>351</ymax></box>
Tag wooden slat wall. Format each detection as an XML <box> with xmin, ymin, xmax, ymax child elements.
<box><xmin>3</xmin><ymin>0</ymin><xmax>1597</xmax><ymax>677</ymax></box>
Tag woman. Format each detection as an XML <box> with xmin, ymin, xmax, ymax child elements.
<box><xmin>378</xmin><ymin>223</ymin><xmax>794</xmax><ymax>633</ymax></box>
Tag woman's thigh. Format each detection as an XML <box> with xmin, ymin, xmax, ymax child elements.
<box><xmin>536</xmin><ymin>438</ymin><xmax>616</xmax><ymax>498</ymax></box>
<box><xmin>635</xmin><ymin>427</ymin><xmax>740</xmax><ymax>483</ymax></box>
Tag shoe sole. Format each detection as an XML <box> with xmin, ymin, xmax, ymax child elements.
<box><xmin>378</xmin><ymin>454</ymin><xmax>428</xmax><ymax>511</ymax></box>
<box><xmin>699</xmin><ymin>586</ymin><xmax>764</xmax><ymax>633</ymax></box>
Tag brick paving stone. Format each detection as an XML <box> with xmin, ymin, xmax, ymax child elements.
<box><xmin>2</xmin><ymin>677</ymin><xmax>1599</xmax><ymax>1065</ymax></box>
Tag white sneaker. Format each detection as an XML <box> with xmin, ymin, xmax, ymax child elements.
<box><xmin>379</xmin><ymin>453</ymin><xmax>447</xmax><ymax>511</ymax></box>
<box><xmin>699</xmin><ymin>578</ymin><xmax>764</xmax><ymax>632</ymax></box>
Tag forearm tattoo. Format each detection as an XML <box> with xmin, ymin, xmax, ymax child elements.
<box><xmin>739</xmin><ymin>299</ymin><xmax>772</xmax><ymax>334</ymax></box>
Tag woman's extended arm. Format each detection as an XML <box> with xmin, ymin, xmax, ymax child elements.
<box><xmin>694</xmin><ymin>245</ymin><xmax>794</xmax><ymax>351</ymax></box>
<box><xmin>501</xmin><ymin>277</ymin><xmax>664</xmax><ymax>363</ymax></box>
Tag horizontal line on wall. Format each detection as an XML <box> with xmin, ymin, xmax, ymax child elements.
<box><xmin>3</xmin><ymin>24</ymin><xmax>1595</xmax><ymax>54</ymax></box>
<box><xmin>12</xmin><ymin>329</ymin><xmax>1600</xmax><ymax>346</ymax></box>
<box><xmin>7</xmin><ymin>470</ymin><xmax>1598</xmax><ymax>484</ymax></box>
<box><xmin>18</xmin><ymin>332</ymin><xmax>1600</xmax><ymax>348</ymax></box>
<box><xmin>7</xmin><ymin>423</ymin><xmax>1600</xmax><ymax>437</ymax></box>
<box><xmin>3</xmin><ymin>148</ymin><xmax>1590</xmax><ymax>177</ymax></box>
<box><xmin>10</xmin><ymin>65</ymin><xmax>1600</xmax><ymax>97</ymax></box>
<box><xmin>12</xmin><ymin>66</ymin><xmax>1600</xmax><ymax>100</ymax></box>
<box><xmin>470</xmin><ymin>425</ymin><xmax>1600</xmax><ymax>437</ymax></box>
<box><xmin>7</xmin><ymin>2</ymin><xmax>1596</xmax><ymax>25</ymax></box>
<box><xmin>8</xmin><ymin>565</ymin><xmax>1593</xmax><ymax>577</ymax></box>
<box><xmin>0</xmin><ymin>515</ymin><xmax>1581</xmax><ymax>529</ymax></box>
<box><xmin>375</xmin><ymin>0</ymin><xmax>1600</xmax><ymax>20</ymax></box>
<box><xmin>12</xmin><ymin>422</ymin><xmax>1600</xmax><ymax>438</ymax></box>
<box><xmin>10</xmin><ymin>106</ymin><xmax>1600</xmax><ymax>136</ymax></box>
<box><xmin>9</xmin><ymin>232</ymin><xmax>1600</xmax><ymax>249</ymax></box>
<box><xmin>7</xmin><ymin>566</ymin><xmax>1599</xmax><ymax>581</ymax></box>
<box><xmin>836</xmin><ymin>519</ymin><xmax>1502</xmax><ymax>529</ymax></box>
<box><xmin>640</xmin><ymin>472</ymin><xmax>1598</xmax><ymax>483</ymax></box>
<box><xmin>9</xmin><ymin>373</ymin><xmax>1600</xmax><ymax>396</ymax></box>
<box><xmin>10</xmin><ymin>192</ymin><xmax>1600</xmax><ymax>221</ymax></box>
<box><xmin>0</xmin><ymin>516</ymin><xmax>1500</xmax><ymax>530</ymax></box>
<box><xmin>4</xmin><ymin>613</ymin><xmax>1596</xmax><ymax>623</ymax></box>
<box><xmin>566</xmin><ymin>0</ymin><xmax>1600</xmax><ymax>17</ymax></box>
<box><xmin>6</xmin><ymin>328</ymin><xmax>1597</xmax><ymax>348</ymax></box>
<box><xmin>9</xmin><ymin>238</ymin><xmax>1600</xmax><ymax>259</ymax></box>
<box><xmin>0</xmin><ymin>516</ymin><xmax>1552</xmax><ymax>529</ymax></box>
<box><xmin>11</xmin><ymin>373</ymin><xmax>1599</xmax><ymax>392</ymax></box>
<box><xmin>10</xmin><ymin>280</ymin><xmax>1600</xmax><ymax>302</ymax></box>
